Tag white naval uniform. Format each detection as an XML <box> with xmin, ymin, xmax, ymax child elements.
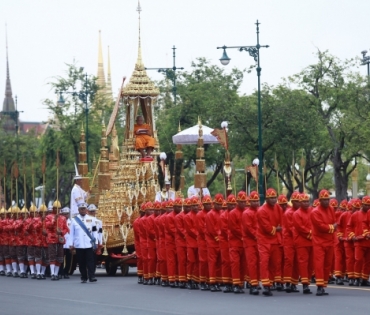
<box><xmin>155</xmin><ymin>190</ymin><xmax>176</xmax><ymax>202</ymax></box>
<box><xmin>63</xmin><ymin>218</ymin><xmax>72</xmax><ymax>249</ymax></box>
<box><xmin>69</xmin><ymin>214</ymin><xmax>98</xmax><ymax>249</ymax></box>
<box><xmin>70</xmin><ymin>184</ymin><xmax>88</xmax><ymax>217</ymax></box>
<box><xmin>95</xmin><ymin>217</ymin><xmax>103</xmax><ymax>245</ymax></box>
<box><xmin>187</xmin><ymin>185</ymin><xmax>211</xmax><ymax>198</ymax></box>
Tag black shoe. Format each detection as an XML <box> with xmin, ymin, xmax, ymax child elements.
<box><xmin>41</xmin><ymin>274</ymin><xmax>46</xmax><ymax>280</ymax></box>
<box><xmin>223</xmin><ymin>285</ymin><xmax>233</xmax><ymax>293</ymax></box>
<box><xmin>262</xmin><ymin>286</ymin><xmax>273</xmax><ymax>296</ymax></box>
<box><xmin>89</xmin><ymin>277</ymin><xmax>97</xmax><ymax>282</ymax></box>
<box><xmin>249</xmin><ymin>286</ymin><xmax>259</xmax><ymax>295</ymax></box>
<box><xmin>175</xmin><ymin>281</ymin><xmax>180</xmax><ymax>288</ymax></box>
<box><xmin>179</xmin><ymin>282</ymin><xmax>186</xmax><ymax>289</ymax></box>
<box><xmin>13</xmin><ymin>272</ymin><xmax>19</xmax><ymax>278</ymax></box>
<box><xmin>270</xmin><ymin>283</ymin><xmax>276</xmax><ymax>291</ymax></box>
<box><xmin>36</xmin><ymin>274</ymin><xmax>42</xmax><ymax>280</ymax></box>
<box><xmin>232</xmin><ymin>285</ymin><xmax>242</xmax><ymax>294</ymax></box>
<box><xmin>161</xmin><ymin>280</ymin><xmax>169</xmax><ymax>287</ymax></box>
<box><xmin>285</xmin><ymin>283</ymin><xmax>292</xmax><ymax>293</ymax></box>
<box><xmin>51</xmin><ymin>275</ymin><xmax>56</xmax><ymax>281</ymax></box>
<box><xmin>291</xmin><ymin>284</ymin><xmax>300</xmax><ymax>292</ymax></box>
<box><xmin>138</xmin><ymin>276</ymin><xmax>143</xmax><ymax>284</ymax></box>
<box><xmin>0</xmin><ymin>271</ymin><xmax>5</xmax><ymax>276</ymax></box>
<box><xmin>63</xmin><ymin>275</ymin><xmax>69</xmax><ymax>279</ymax></box>
<box><xmin>276</xmin><ymin>283</ymin><xmax>284</xmax><ymax>291</ymax></box>
<box><xmin>348</xmin><ymin>279</ymin><xmax>354</xmax><ymax>286</ymax></box>
<box><xmin>328</xmin><ymin>277</ymin><xmax>335</xmax><ymax>284</ymax></box>
<box><xmin>81</xmin><ymin>278</ymin><xmax>87</xmax><ymax>283</ymax></box>
<box><xmin>186</xmin><ymin>280</ymin><xmax>193</xmax><ymax>290</ymax></box>
<box><xmin>245</xmin><ymin>282</ymin><xmax>251</xmax><ymax>289</ymax></box>
<box><xmin>303</xmin><ymin>284</ymin><xmax>312</xmax><ymax>294</ymax></box>
<box><xmin>143</xmin><ymin>279</ymin><xmax>148</xmax><ymax>285</ymax></box>
<box><xmin>216</xmin><ymin>284</ymin><xmax>222</xmax><ymax>291</ymax></box>
<box><xmin>193</xmin><ymin>283</ymin><xmax>200</xmax><ymax>290</ymax></box>
<box><xmin>316</xmin><ymin>286</ymin><xmax>328</xmax><ymax>296</ymax></box>
<box><xmin>169</xmin><ymin>282</ymin><xmax>176</xmax><ymax>288</ymax></box>
<box><xmin>336</xmin><ymin>278</ymin><xmax>344</xmax><ymax>285</ymax></box>
<box><xmin>19</xmin><ymin>272</ymin><xmax>25</xmax><ymax>278</ymax></box>
<box><xmin>354</xmin><ymin>279</ymin><xmax>360</xmax><ymax>287</ymax></box>
<box><xmin>6</xmin><ymin>272</ymin><xmax>12</xmax><ymax>277</ymax></box>
<box><xmin>210</xmin><ymin>285</ymin><xmax>218</xmax><ymax>292</ymax></box>
<box><xmin>361</xmin><ymin>280</ymin><xmax>370</xmax><ymax>287</ymax></box>
<box><xmin>148</xmin><ymin>278</ymin><xmax>154</xmax><ymax>285</ymax></box>
<box><xmin>31</xmin><ymin>273</ymin><xmax>36</xmax><ymax>279</ymax></box>
<box><xmin>200</xmin><ymin>283</ymin><xmax>207</xmax><ymax>291</ymax></box>
<box><xmin>322</xmin><ymin>288</ymin><xmax>329</xmax><ymax>295</ymax></box>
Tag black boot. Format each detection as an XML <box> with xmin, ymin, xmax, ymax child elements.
<box><xmin>291</xmin><ymin>284</ymin><xmax>300</xmax><ymax>292</ymax></box>
<box><xmin>270</xmin><ymin>283</ymin><xmax>277</xmax><ymax>291</ymax></box>
<box><xmin>249</xmin><ymin>286</ymin><xmax>259</xmax><ymax>295</ymax></box>
<box><xmin>316</xmin><ymin>286</ymin><xmax>324</xmax><ymax>296</ymax></box>
<box><xmin>143</xmin><ymin>279</ymin><xmax>148</xmax><ymax>285</ymax></box>
<box><xmin>303</xmin><ymin>284</ymin><xmax>312</xmax><ymax>294</ymax></box>
<box><xmin>353</xmin><ymin>278</ymin><xmax>360</xmax><ymax>286</ymax></box>
<box><xmin>200</xmin><ymin>282</ymin><xmax>208</xmax><ymax>291</ymax></box>
<box><xmin>336</xmin><ymin>277</ymin><xmax>344</xmax><ymax>285</ymax></box>
<box><xmin>169</xmin><ymin>282</ymin><xmax>176</xmax><ymax>288</ymax></box>
<box><xmin>223</xmin><ymin>285</ymin><xmax>233</xmax><ymax>293</ymax></box>
<box><xmin>276</xmin><ymin>283</ymin><xmax>283</xmax><ymax>291</ymax></box>
<box><xmin>361</xmin><ymin>279</ymin><xmax>370</xmax><ymax>287</ymax></box>
<box><xmin>179</xmin><ymin>282</ymin><xmax>186</xmax><ymax>289</ymax></box>
<box><xmin>137</xmin><ymin>276</ymin><xmax>143</xmax><ymax>284</ymax></box>
<box><xmin>161</xmin><ymin>280</ymin><xmax>169</xmax><ymax>287</ymax></box>
<box><xmin>285</xmin><ymin>283</ymin><xmax>292</xmax><ymax>293</ymax></box>
<box><xmin>210</xmin><ymin>284</ymin><xmax>218</xmax><ymax>292</ymax></box>
<box><xmin>348</xmin><ymin>278</ymin><xmax>354</xmax><ymax>286</ymax></box>
<box><xmin>187</xmin><ymin>280</ymin><xmax>193</xmax><ymax>290</ymax></box>
<box><xmin>232</xmin><ymin>285</ymin><xmax>241</xmax><ymax>294</ymax></box>
<box><xmin>262</xmin><ymin>286</ymin><xmax>273</xmax><ymax>296</ymax></box>
<box><xmin>148</xmin><ymin>278</ymin><xmax>154</xmax><ymax>285</ymax></box>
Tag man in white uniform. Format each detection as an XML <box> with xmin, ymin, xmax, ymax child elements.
<box><xmin>69</xmin><ymin>202</ymin><xmax>98</xmax><ymax>283</ymax></box>
<box><xmin>155</xmin><ymin>180</ymin><xmax>176</xmax><ymax>202</ymax></box>
<box><xmin>187</xmin><ymin>185</ymin><xmax>210</xmax><ymax>198</ymax></box>
<box><xmin>60</xmin><ymin>207</ymin><xmax>71</xmax><ymax>279</ymax></box>
<box><xmin>70</xmin><ymin>175</ymin><xmax>89</xmax><ymax>218</ymax></box>
<box><xmin>87</xmin><ymin>204</ymin><xmax>102</xmax><ymax>255</ymax></box>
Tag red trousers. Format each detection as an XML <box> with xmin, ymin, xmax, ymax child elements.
<box><xmin>160</xmin><ymin>243</ymin><xmax>168</xmax><ymax>281</ymax></box>
<box><xmin>187</xmin><ymin>247</ymin><xmax>199</xmax><ymax>282</ymax></box>
<box><xmin>155</xmin><ymin>242</ymin><xmax>161</xmax><ymax>278</ymax></box>
<box><xmin>334</xmin><ymin>241</ymin><xmax>346</xmax><ymax>278</ymax></box>
<box><xmin>148</xmin><ymin>247</ymin><xmax>157</xmax><ymax>278</ymax></box>
<box><xmin>313</xmin><ymin>245</ymin><xmax>333</xmax><ymax>287</ymax></box>
<box><xmin>258</xmin><ymin>243</ymin><xmax>282</xmax><ymax>287</ymax></box>
<box><xmin>229</xmin><ymin>246</ymin><xmax>245</xmax><ymax>286</ymax></box>
<box><xmin>283</xmin><ymin>245</ymin><xmax>299</xmax><ymax>285</ymax></box>
<box><xmin>344</xmin><ymin>242</ymin><xmax>355</xmax><ymax>279</ymax></box>
<box><xmin>166</xmin><ymin>246</ymin><xmax>178</xmax><ymax>282</ymax></box>
<box><xmin>296</xmin><ymin>246</ymin><xmax>313</xmax><ymax>284</ymax></box>
<box><xmin>244</xmin><ymin>245</ymin><xmax>259</xmax><ymax>286</ymax></box>
<box><xmin>220</xmin><ymin>247</ymin><xmax>232</xmax><ymax>284</ymax></box>
<box><xmin>141</xmin><ymin>247</ymin><xmax>149</xmax><ymax>279</ymax></box>
<box><xmin>136</xmin><ymin>243</ymin><xmax>143</xmax><ymax>277</ymax></box>
<box><xmin>207</xmin><ymin>246</ymin><xmax>221</xmax><ymax>284</ymax></box>
<box><xmin>354</xmin><ymin>245</ymin><xmax>370</xmax><ymax>280</ymax></box>
<box><xmin>198</xmin><ymin>247</ymin><xmax>209</xmax><ymax>283</ymax></box>
<box><xmin>176</xmin><ymin>246</ymin><xmax>187</xmax><ymax>282</ymax></box>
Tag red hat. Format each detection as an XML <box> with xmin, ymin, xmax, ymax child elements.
<box><xmin>227</xmin><ymin>194</ymin><xmax>237</xmax><ymax>204</ymax></box>
<box><xmin>352</xmin><ymin>198</ymin><xmax>361</xmax><ymax>209</ymax></box>
<box><xmin>174</xmin><ymin>198</ymin><xmax>183</xmax><ymax>206</ymax></box>
<box><xmin>153</xmin><ymin>201</ymin><xmax>162</xmax><ymax>209</ymax></box>
<box><xmin>329</xmin><ymin>199</ymin><xmax>338</xmax><ymax>208</ymax></box>
<box><xmin>140</xmin><ymin>203</ymin><xmax>147</xmax><ymax>212</ymax></box>
<box><xmin>313</xmin><ymin>199</ymin><xmax>319</xmax><ymax>207</ymax></box>
<box><xmin>362</xmin><ymin>196</ymin><xmax>370</xmax><ymax>205</ymax></box>
<box><xmin>299</xmin><ymin>193</ymin><xmax>310</xmax><ymax>202</ymax></box>
<box><xmin>249</xmin><ymin>191</ymin><xmax>260</xmax><ymax>201</ymax></box>
<box><xmin>236</xmin><ymin>191</ymin><xmax>247</xmax><ymax>201</ymax></box>
<box><xmin>202</xmin><ymin>195</ymin><xmax>213</xmax><ymax>204</ymax></box>
<box><xmin>222</xmin><ymin>200</ymin><xmax>227</xmax><ymax>208</ymax></box>
<box><xmin>277</xmin><ymin>194</ymin><xmax>288</xmax><ymax>204</ymax></box>
<box><xmin>183</xmin><ymin>198</ymin><xmax>192</xmax><ymax>206</ymax></box>
<box><xmin>339</xmin><ymin>200</ymin><xmax>348</xmax><ymax>210</ymax></box>
<box><xmin>213</xmin><ymin>193</ymin><xmax>224</xmax><ymax>204</ymax></box>
<box><xmin>265</xmin><ymin>188</ymin><xmax>277</xmax><ymax>198</ymax></box>
<box><xmin>161</xmin><ymin>201</ymin><xmax>168</xmax><ymax>209</ymax></box>
<box><xmin>166</xmin><ymin>200</ymin><xmax>174</xmax><ymax>208</ymax></box>
<box><xmin>290</xmin><ymin>191</ymin><xmax>300</xmax><ymax>201</ymax></box>
<box><xmin>146</xmin><ymin>201</ymin><xmax>154</xmax><ymax>210</ymax></box>
<box><xmin>191</xmin><ymin>197</ymin><xmax>200</xmax><ymax>206</ymax></box>
<box><xmin>245</xmin><ymin>196</ymin><xmax>251</xmax><ymax>206</ymax></box>
<box><xmin>347</xmin><ymin>200</ymin><xmax>353</xmax><ymax>212</ymax></box>
<box><xmin>319</xmin><ymin>189</ymin><xmax>330</xmax><ymax>199</ymax></box>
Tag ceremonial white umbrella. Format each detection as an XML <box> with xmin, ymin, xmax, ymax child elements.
<box><xmin>172</xmin><ymin>124</ymin><xmax>219</xmax><ymax>145</ymax></box>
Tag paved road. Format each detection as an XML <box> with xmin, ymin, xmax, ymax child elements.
<box><xmin>0</xmin><ymin>268</ymin><xmax>369</xmax><ymax>315</ymax></box>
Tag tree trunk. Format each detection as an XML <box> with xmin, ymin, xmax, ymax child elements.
<box><xmin>332</xmin><ymin>149</ymin><xmax>349</xmax><ymax>201</ymax></box>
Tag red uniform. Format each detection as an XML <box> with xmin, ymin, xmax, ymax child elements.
<box><xmin>334</xmin><ymin>210</ymin><xmax>346</xmax><ymax>278</ymax></box>
<box><xmin>219</xmin><ymin>210</ymin><xmax>231</xmax><ymax>285</ymax></box>
<box><xmin>154</xmin><ymin>214</ymin><xmax>162</xmax><ymax>279</ymax></box>
<box><xmin>133</xmin><ymin>217</ymin><xmax>143</xmax><ymax>278</ymax></box>
<box><xmin>175</xmin><ymin>211</ymin><xmax>187</xmax><ymax>283</ymax></box>
<box><xmin>158</xmin><ymin>213</ymin><xmax>168</xmax><ymax>282</ymax></box>
<box><xmin>347</xmin><ymin>210</ymin><xmax>370</xmax><ymax>281</ymax></box>
<box><xmin>184</xmin><ymin>210</ymin><xmax>199</xmax><ymax>283</ymax></box>
<box><xmin>196</xmin><ymin>209</ymin><xmax>209</xmax><ymax>284</ymax></box>
<box><xmin>205</xmin><ymin>209</ymin><xmax>221</xmax><ymax>285</ymax></box>
<box><xmin>242</xmin><ymin>207</ymin><xmax>259</xmax><ymax>286</ymax></box>
<box><xmin>257</xmin><ymin>203</ymin><xmax>283</xmax><ymax>287</ymax></box>
<box><xmin>145</xmin><ymin>214</ymin><xmax>157</xmax><ymax>279</ymax></box>
<box><xmin>228</xmin><ymin>205</ymin><xmax>245</xmax><ymax>287</ymax></box>
<box><xmin>292</xmin><ymin>207</ymin><xmax>313</xmax><ymax>285</ymax></box>
<box><xmin>139</xmin><ymin>215</ymin><xmax>148</xmax><ymax>280</ymax></box>
<box><xmin>338</xmin><ymin>211</ymin><xmax>355</xmax><ymax>279</ymax></box>
<box><xmin>45</xmin><ymin>214</ymin><xmax>69</xmax><ymax>266</ymax></box>
<box><xmin>310</xmin><ymin>204</ymin><xmax>336</xmax><ymax>287</ymax></box>
<box><xmin>165</xmin><ymin>211</ymin><xmax>178</xmax><ymax>283</ymax></box>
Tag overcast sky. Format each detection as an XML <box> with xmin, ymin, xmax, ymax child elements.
<box><xmin>1</xmin><ymin>0</ymin><xmax>369</xmax><ymax>122</ymax></box>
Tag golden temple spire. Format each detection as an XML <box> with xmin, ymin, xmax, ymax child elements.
<box><xmin>3</xmin><ymin>24</ymin><xmax>15</xmax><ymax>112</ymax></box>
<box><xmin>97</xmin><ymin>30</ymin><xmax>106</xmax><ymax>91</ymax></box>
<box><xmin>136</xmin><ymin>0</ymin><xmax>143</xmax><ymax>68</ymax></box>
<box><xmin>106</xmin><ymin>46</ymin><xmax>113</xmax><ymax>97</ymax></box>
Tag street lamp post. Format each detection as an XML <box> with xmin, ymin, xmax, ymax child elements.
<box><xmin>361</xmin><ymin>50</ymin><xmax>370</xmax><ymax>78</ymax></box>
<box><xmin>217</xmin><ymin>20</ymin><xmax>269</xmax><ymax>202</ymax></box>
<box><xmin>57</xmin><ymin>70</ymin><xmax>93</xmax><ymax>171</ymax></box>
<box><xmin>146</xmin><ymin>45</ymin><xmax>184</xmax><ymax>105</ymax></box>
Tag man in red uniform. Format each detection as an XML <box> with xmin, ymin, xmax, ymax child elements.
<box><xmin>257</xmin><ymin>188</ymin><xmax>283</xmax><ymax>296</ymax></box>
<box><xmin>282</xmin><ymin>192</ymin><xmax>300</xmax><ymax>293</ymax></box>
<box><xmin>347</xmin><ymin>197</ymin><xmax>370</xmax><ymax>286</ymax></box>
<box><xmin>228</xmin><ymin>191</ymin><xmax>247</xmax><ymax>294</ymax></box>
<box><xmin>184</xmin><ymin>197</ymin><xmax>199</xmax><ymax>290</ymax></box>
<box><xmin>25</xmin><ymin>205</ymin><xmax>37</xmax><ymax>279</ymax></box>
<box><xmin>133</xmin><ymin>203</ymin><xmax>145</xmax><ymax>284</ymax></box>
<box><xmin>362</xmin><ymin>196</ymin><xmax>370</xmax><ymax>285</ymax></box>
<box><xmin>334</xmin><ymin>199</ymin><xmax>347</xmax><ymax>285</ymax></box>
<box><xmin>14</xmin><ymin>207</ymin><xmax>27</xmax><ymax>278</ymax></box>
<box><xmin>293</xmin><ymin>193</ymin><xmax>313</xmax><ymax>294</ymax></box>
<box><xmin>0</xmin><ymin>208</ymin><xmax>5</xmax><ymax>276</ymax></box>
<box><xmin>197</xmin><ymin>196</ymin><xmax>211</xmax><ymax>290</ymax></box>
<box><xmin>311</xmin><ymin>189</ymin><xmax>336</xmax><ymax>296</ymax></box>
<box><xmin>174</xmin><ymin>198</ymin><xmax>187</xmax><ymax>288</ymax></box>
<box><xmin>153</xmin><ymin>201</ymin><xmax>162</xmax><ymax>285</ymax></box>
<box><xmin>165</xmin><ymin>199</ymin><xmax>178</xmax><ymax>287</ymax></box>
<box><xmin>159</xmin><ymin>201</ymin><xmax>169</xmax><ymax>286</ymax></box>
<box><xmin>139</xmin><ymin>202</ymin><xmax>149</xmax><ymax>284</ymax></box>
<box><xmin>144</xmin><ymin>202</ymin><xmax>156</xmax><ymax>285</ymax></box>
<box><xmin>206</xmin><ymin>193</ymin><xmax>223</xmax><ymax>292</ymax></box>
<box><xmin>219</xmin><ymin>194</ymin><xmax>235</xmax><ymax>293</ymax></box>
<box><xmin>242</xmin><ymin>191</ymin><xmax>260</xmax><ymax>295</ymax></box>
<box><xmin>338</xmin><ymin>199</ymin><xmax>356</xmax><ymax>286</ymax></box>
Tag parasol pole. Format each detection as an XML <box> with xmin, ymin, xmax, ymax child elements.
<box><xmin>56</xmin><ymin>150</ymin><xmax>59</xmax><ymax>214</ymax></box>
<box><xmin>3</xmin><ymin>162</ymin><xmax>6</xmax><ymax>208</ymax></box>
<box><xmin>23</xmin><ymin>158</ymin><xmax>27</xmax><ymax>214</ymax></box>
<box><xmin>31</xmin><ymin>161</ymin><xmax>35</xmax><ymax>207</ymax></box>
<box><xmin>14</xmin><ymin>161</ymin><xmax>19</xmax><ymax>218</ymax></box>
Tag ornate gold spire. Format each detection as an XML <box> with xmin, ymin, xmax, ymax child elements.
<box><xmin>122</xmin><ymin>1</ymin><xmax>159</xmax><ymax>97</ymax></box>
<box><xmin>106</xmin><ymin>46</ymin><xmax>113</xmax><ymax>97</ymax></box>
<box><xmin>3</xmin><ymin>24</ymin><xmax>15</xmax><ymax>112</ymax></box>
<box><xmin>97</xmin><ymin>30</ymin><xmax>106</xmax><ymax>92</ymax></box>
